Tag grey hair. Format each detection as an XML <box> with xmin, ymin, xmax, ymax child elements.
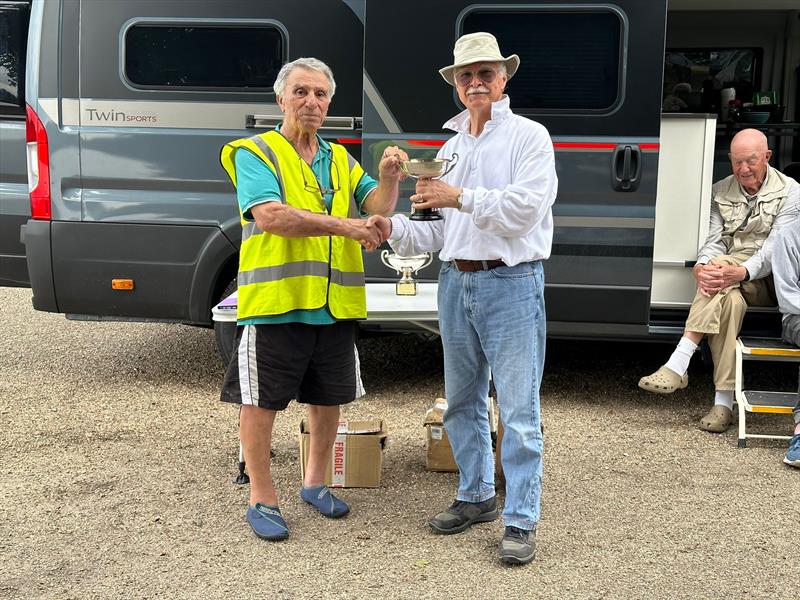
<box><xmin>273</xmin><ymin>57</ymin><xmax>336</xmax><ymax>99</ymax></box>
<box><xmin>454</xmin><ymin>61</ymin><xmax>507</xmax><ymax>79</ymax></box>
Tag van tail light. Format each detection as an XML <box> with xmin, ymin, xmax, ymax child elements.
<box><xmin>26</xmin><ymin>103</ymin><xmax>51</xmax><ymax>220</ymax></box>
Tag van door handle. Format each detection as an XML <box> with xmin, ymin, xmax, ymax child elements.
<box><xmin>611</xmin><ymin>144</ymin><xmax>641</xmax><ymax>192</ymax></box>
<box><xmin>246</xmin><ymin>114</ymin><xmax>362</xmax><ymax>131</ymax></box>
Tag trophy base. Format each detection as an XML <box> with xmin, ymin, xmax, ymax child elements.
<box><xmin>410</xmin><ymin>208</ymin><xmax>443</xmax><ymax>221</ymax></box>
<box><xmin>396</xmin><ymin>281</ymin><xmax>418</xmax><ymax>296</ymax></box>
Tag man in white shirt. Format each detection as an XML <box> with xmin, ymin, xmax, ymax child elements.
<box><xmin>771</xmin><ymin>224</ymin><xmax>800</xmax><ymax>467</ymax></box>
<box><xmin>639</xmin><ymin>129</ymin><xmax>800</xmax><ymax>434</ymax></box>
<box><xmin>369</xmin><ymin>32</ymin><xmax>557</xmax><ymax>565</ymax></box>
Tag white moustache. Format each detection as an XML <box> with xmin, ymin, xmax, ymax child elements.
<box><xmin>466</xmin><ymin>86</ymin><xmax>490</xmax><ymax>95</ymax></box>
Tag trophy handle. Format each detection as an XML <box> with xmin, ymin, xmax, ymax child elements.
<box><xmin>419</xmin><ymin>252</ymin><xmax>433</xmax><ymax>271</ymax></box>
<box><xmin>439</xmin><ymin>153</ymin><xmax>459</xmax><ymax>177</ymax></box>
<box><xmin>380</xmin><ymin>249</ymin><xmax>401</xmax><ymax>275</ymax></box>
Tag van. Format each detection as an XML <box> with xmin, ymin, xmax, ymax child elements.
<box><xmin>1</xmin><ymin>0</ymin><xmax>797</xmax><ymax>363</ymax></box>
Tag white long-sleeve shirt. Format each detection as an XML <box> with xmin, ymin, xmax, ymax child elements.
<box><xmin>388</xmin><ymin>95</ymin><xmax>558</xmax><ymax>265</ymax></box>
<box><xmin>773</xmin><ymin>222</ymin><xmax>800</xmax><ymax>316</ymax></box>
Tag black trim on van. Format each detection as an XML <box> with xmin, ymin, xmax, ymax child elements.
<box><xmin>0</xmin><ymin>0</ymin><xmax>30</xmax><ymax>117</ymax></box>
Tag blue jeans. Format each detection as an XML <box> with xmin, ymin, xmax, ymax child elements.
<box><xmin>438</xmin><ymin>260</ymin><xmax>546</xmax><ymax>530</ymax></box>
<box><xmin>782</xmin><ymin>315</ymin><xmax>800</xmax><ymax>425</ymax></box>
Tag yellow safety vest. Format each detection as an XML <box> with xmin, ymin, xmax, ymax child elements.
<box><xmin>220</xmin><ymin>130</ymin><xmax>367</xmax><ymax>320</ymax></box>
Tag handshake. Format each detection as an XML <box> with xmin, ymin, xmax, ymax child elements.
<box><xmin>344</xmin><ymin>143</ymin><xmax>463</xmax><ymax>251</ymax></box>
<box><xmin>351</xmin><ymin>215</ymin><xmax>392</xmax><ymax>252</ymax></box>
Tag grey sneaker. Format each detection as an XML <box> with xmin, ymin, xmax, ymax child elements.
<box><xmin>428</xmin><ymin>497</ymin><xmax>498</xmax><ymax>534</ymax></box>
<box><xmin>498</xmin><ymin>525</ymin><xmax>536</xmax><ymax>565</ymax></box>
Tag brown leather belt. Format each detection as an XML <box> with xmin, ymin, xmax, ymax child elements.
<box><xmin>452</xmin><ymin>259</ymin><xmax>506</xmax><ymax>272</ymax></box>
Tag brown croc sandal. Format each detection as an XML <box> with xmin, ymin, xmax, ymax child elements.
<box><xmin>699</xmin><ymin>405</ymin><xmax>733</xmax><ymax>433</ymax></box>
<box><xmin>638</xmin><ymin>365</ymin><xmax>688</xmax><ymax>394</ymax></box>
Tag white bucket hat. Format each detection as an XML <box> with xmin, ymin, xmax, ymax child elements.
<box><xmin>438</xmin><ymin>32</ymin><xmax>520</xmax><ymax>86</ymax></box>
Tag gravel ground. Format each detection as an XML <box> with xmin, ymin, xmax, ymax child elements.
<box><xmin>1</xmin><ymin>286</ymin><xmax>798</xmax><ymax>600</ymax></box>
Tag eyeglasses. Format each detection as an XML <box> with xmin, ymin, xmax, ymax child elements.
<box><xmin>455</xmin><ymin>67</ymin><xmax>499</xmax><ymax>87</ymax></box>
<box><xmin>299</xmin><ymin>156</ymin><xmax>341</xmax><ymax>197</ymax></box>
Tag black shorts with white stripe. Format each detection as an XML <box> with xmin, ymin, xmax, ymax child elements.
<box><xmin>220</xmin><ymin>321</ymin><xmax>361</xmax><ymax>410</ymax></box>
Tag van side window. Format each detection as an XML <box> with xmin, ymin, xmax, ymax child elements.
<box><xmin>462</xmin><ymin>9</ymin><xmax>622</xmax><ymax>112</ymax></box>
<box><xmin>0</xmin><ymin>1</ymin><xmax>30</xmax><ymax>117</ymax></box>
<box><xmin>124</xmin><ymin>24</ymin><xmax>284</xmax><ymax>91</ymax></box>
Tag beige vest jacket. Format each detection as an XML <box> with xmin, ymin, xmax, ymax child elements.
<box><xmin>713</xmin><ymin>166</ymin><xmax>791</xmax><ymax>257</ymax></box>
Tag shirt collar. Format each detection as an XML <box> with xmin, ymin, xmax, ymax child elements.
<box><xmin>443</xmin><ymin>95</ymin><xmax>512</xmax><ymax>134</ymax></box>
<box><xmin>738</xmin><ymin>167</ymin><xmax>769</xmax><ymax>201</ymax></box>
<box><xmin>274</xmin><ymin>123</ymin><xmax>331</xmax><ymax>157</ymax></box>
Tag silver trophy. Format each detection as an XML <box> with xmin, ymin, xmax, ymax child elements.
<box><xmin>380</xmin><ymin>250</ymin><xmax>433</xmax><ymax>296</ymax></box>
<box><xmin>400</xmin><ymin>153</ymin><xmax>459</xmax><ymax>221</ymax></box>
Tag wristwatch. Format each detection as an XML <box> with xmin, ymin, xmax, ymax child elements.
<box><xmin>455</xmin><ymin>189</ymin><xmax>463</xmax><ymax>211</ymax></box>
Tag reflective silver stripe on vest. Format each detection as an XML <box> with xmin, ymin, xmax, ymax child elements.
<box><xmin>238</xmin><ymin>261</ymin><xmax>365</xmax><ymax>287</ymax></box>
<box><xmin>241</xmin><ymin>221</ymin><xmax>262</xmax><ymax>243</ymax></box>
<box><xmin>330</xmin><ymin>269</ymin><xmax>365</xmax><ymax>287</ymax></box>
<box><xmin>249</xmin><ymin>134</ymin><xmax>285</xmax><ymax>201</ymax></box>
<box><xmin>345</xmin><ymin>152</ymin><xmax>361</xmax><ymax>218</ymax></box>
<box><xmin>238</xmin><ymin>261</ymin><xmax>329</xmax><ymax>286</ymax></box>
<box><xmin>349</xmin><ymin>190</ymin><xmax>359</xmax><ymax>219</ymax></box>
<box><xmin>346</xmin><ymin>151</ymin><xmax>357</xmax><ymax>172</ymax></box>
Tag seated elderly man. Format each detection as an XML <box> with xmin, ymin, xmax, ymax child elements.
<box><xmin>771</xmin><ymin>225</ymin><xmax>800</xmax><ymax>467</ymax></box>
<box><xmin>639</xmin><ymin>129</ymin><xmax>800</xmax><ymax>433</ymax></box>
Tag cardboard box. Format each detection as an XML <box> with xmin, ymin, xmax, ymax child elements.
<box><xmin>424</xmin><ymin>399</ymin><xmax>458</xmax><ymax>472</ymax></box>
<box><xmin>299</xmin><ymin>419</ymin><xmax>387</xmax><ymax>488</ymax></box>
<box><xmin>423</xmin><ymin>397</ymin><xmax>500</xmax><ymax>473</ymax></box>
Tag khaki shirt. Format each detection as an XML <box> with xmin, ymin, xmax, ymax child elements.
<box><xmin>697</xmin><ymin>166</ymin><xmax>800</xmax><ymax>280</ymax></box>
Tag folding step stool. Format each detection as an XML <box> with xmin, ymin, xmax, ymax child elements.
<box><xmin>735</xmin><ymin>336</ymin><xmax>800</xmax><ymax>448</ymax></box>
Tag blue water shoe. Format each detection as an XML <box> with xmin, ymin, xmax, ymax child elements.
<box><xmin>246</xmin><ymin>503</ymin><xmax>289</xmax><ymax>541</ymax></box>
<box><xmin>300</xmin><ymin>484</ymin><xmax>350</xmax><ymax>518</ymax></box>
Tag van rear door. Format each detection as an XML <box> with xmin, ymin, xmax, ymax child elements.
<box><xmin>362</xmin><ymin>0</ymin><xmax>667</xmax><ymax>338</ymax></box>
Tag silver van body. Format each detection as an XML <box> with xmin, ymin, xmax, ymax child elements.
<box><xmin>19</xmin><ymin>0</ymin><xmax>367</xmax><ymax>328</ymax></box>
<box><xmin>1</xmin><ymin>0</ymin><xmax>796</xmax><ymax>354</ymax></box>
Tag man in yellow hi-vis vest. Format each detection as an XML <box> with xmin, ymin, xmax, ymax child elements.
<box><xmin>219</xmin><ymin>57</ymin><xmax>407</xmax><ymax>541</ymax></box>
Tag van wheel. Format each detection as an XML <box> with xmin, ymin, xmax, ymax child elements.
<box><xmin>214</xmin><ymin>278</ymin><xmax>237</xmax><ymax>366</ymax></box>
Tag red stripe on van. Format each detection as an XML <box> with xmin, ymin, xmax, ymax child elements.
<box><xmin>336</xmin><ymin>138</ymin><xmax>362</xmax><ymax>144</ymax></box>
<box><xmin>408</xmin><ymin>140</ymin><xmax>446</xmax><ymax>147</ymax></box>
<box><xmin>553</xmin><ymin>142</ymin><xmax>617</xmax><ymax>149</ymax></box>
<box><xmin>404</xmin><ymin>140</ymin><xmax>659</xmax><ymax>150</ymax></box>
<box><xmin>553</xmin><ymin>142</ymin><xmax>660</xmax><ymax>150</ymax></box>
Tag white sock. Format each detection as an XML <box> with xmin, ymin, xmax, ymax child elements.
<box><xmin>664</xmin><ymin>337</ymin><xmax>698</xmax><ymax>377</ymax></box>
<box><xmin>714</xmin><ymin>390</ymin><xmax>734</xmax><ymax>410</ymax></box>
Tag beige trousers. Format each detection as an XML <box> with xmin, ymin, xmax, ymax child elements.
<box><xmin>684</xmin><ymin>255</ymin><xmax>776</xmax><ymax>390</ymax></box>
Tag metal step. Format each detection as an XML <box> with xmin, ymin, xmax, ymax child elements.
<box><xmin>741</xmin><ymin>390</ymin><xmax>798</xmax><ymax>413</ymax></box>
<box><xmin>739</xmin><ymin>337</ymin><xmax>800</xmax><ymax>357</ymax></box>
